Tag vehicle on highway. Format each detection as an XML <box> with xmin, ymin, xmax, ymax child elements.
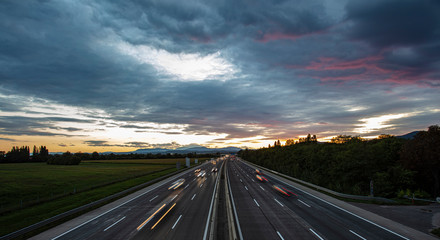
<box><xmin>136</xmin><ymin>196</ymin><xmax>177</xmax><ymax>231</ymax></box>
<box><xmin>194</xmin><ymin>168</ymin><xmax>201</xmax><ymax>173</ymax></box>
<box><xmin>211</xmin><ymin>167</ymin><xmax>218</xmax><ymax>172</ymax></box>
<box><xmin>272</xmin><ymin>184</ymin><xmax>296</xmax><ymax>197</ymax></box>
<box><xmin>256</xmin><ymin>174</ymin><xmax>268</xmax><ymax>182</ymax></box>
<box><xmin>255</xmin><ymin>169</ymin><xmax>262</xmax><ymax>175</ymax></box>
<box><xmin>168</xmin><ymin>178</ymin><xmax>185</xmax><ymax>190</ymax></box>
<box><xmin>197</xmin><ymin>170</ymin><xmax>206</xmax><ymax>177</ymax></box>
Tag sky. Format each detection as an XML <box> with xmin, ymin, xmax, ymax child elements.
<box><xmin>0</xmin><ymin>0</ymin><xmax>439</xmax><ymax>152</ymax></box>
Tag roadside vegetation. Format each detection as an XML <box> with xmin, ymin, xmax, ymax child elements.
<box><xmin>0</xmin><ymin>158</ymin><xmax>205</xmax><ymax>236</ymax></box>
<box><xmin>239</xmin><ymin>125</ymin><xmax>440</xmax><ymax>200</ymax></box>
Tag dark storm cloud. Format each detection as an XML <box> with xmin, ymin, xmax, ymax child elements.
<box><xmin>0</xmin><ymin>0</ymin><xmax>439</xmax><ymax>146</ymax></box>
<box><xmin>83</xmin><ymin>140</ymin><xmax>183</xmax><ymax>149</ymax></box>
<box><xmin>84</xmin><ymin>140</ymin><xmax>112</xmax><ymax>147</ymax></box>
<box><xmin>344</xmin><ymin>0</ymin><xmax>440</xmax><ymax>84</ymax></box>
<box><xmin>345</xmin><ymin>0</ymin><xmax>440</xmax><ymax>48</ymax></box>
<box><xmin>0</xmin><ymin>116</ymin><xmax>87</xmax><ymax>137</ymax></box>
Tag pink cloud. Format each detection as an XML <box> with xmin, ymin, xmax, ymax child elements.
<box><xmin>258</xmin><ymin>32</ymin><xmax>302</xmax><ymax>42</ymax></box>
<box><xmin>290</xmin><ymin>55</ymin><xmax>436</xmax><ymax>86</ymax></box>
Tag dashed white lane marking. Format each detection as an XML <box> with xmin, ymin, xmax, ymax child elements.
<box><xmin>309</xmin><ymin>228</ymin><xmax>324</xmax><ymax>240</ymax></box>
<box><xmin>298</xmin><ymin>199</ymin><xmax>311</xmax><ymax>208</ymax></box>
<box><xmin>259</xmin><ymin>186</ymin><xmax>265</xmax><ymax>191</ymax></box>
<box><xmin>149</xmin><ymin>195</ymin><xmax>158</xmax><ymax>202</ymax></box>
<box><xmin>184</xmin><ymin>184</ymin><xmax>189</xmax><ymax>189</ymax></box>
<box><xmin>350</xmin><ymin>230</ymin><xmax>367</xmax><ymax>240</ymax></box>
<box><xmin>172</xmin><ymin>215</ymin><xmax>182</xmax><ymax>229</ymax></box>
<box><xmin>274</xmin><ymin>198</ymin><xmax>284</xmax><ymax>207</ymax></box>
<box><xmin>253</xmin><ymin>199</ymin><xmax>260</xmax><ymax>207</ymax></box>
<box><xmin>103</xmin><ymin>216</ymin><xmax>126</xmax><ymax>231</ymax></box>
<box><xmin>277</xmin><ymin>231</ymin><xmax>285</xmax><ymax>240</ymax></box>
<box><xmin>171</xmin><ymin>194</ymin><xmax>178</xmax><ymax>201</ymax></box>
<box><xmin>245</xmin><ymin>186</ymin><xmax>248</xmax><ymax>191</ymax></box>
<box><xmin>191</xmin><ymin>194</ymin><xmax>196</xmax><ymax>200</ymax></box>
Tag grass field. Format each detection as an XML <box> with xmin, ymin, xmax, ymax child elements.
<box><xmin>0</xmin><ymin>158</ymin><xmax>205</xmax><ymax>236</ymax></box>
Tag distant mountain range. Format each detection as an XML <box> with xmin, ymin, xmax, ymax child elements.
<box><xmin>396</xmin><ymin>131</ymin><xmax>419</xmax><ymax>139</ymax></box>
<box><xmin>133</xmin><ymin>146</ymin><xmax>242</xmax><ymax>154</ymax></box>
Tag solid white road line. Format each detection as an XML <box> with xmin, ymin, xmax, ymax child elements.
<box><xmin>309</xmin><ymin>228</ymin><xmax>324</xmax><ymax>240</ymax></box>
<box><xmin>350</xmin><ymin>230</ymin><xmax>367</xmax><ymax>240</ymax></box>
<box><xmin>191</xmin><ymin>194</ymin><xmax>196</xmax><ymax>200</ymax></box>
<box><xmin>149</xmin><ymin>195</ymin><xmax>158</xmax><ymax>202</ymax></box>
<box><xmin>172</xmin><ymin>215</ymin><xmax>182</xmax><ymax>229</ymax></box>
<box><xmin>277</xmin><ymin>231</ymin><xmax>285</xmax><ymax>240</ymax></box>
<box><xmin>298</xmin><ymin>199</ymin><xmax>311</xmax><ymax>207</ymax></box>
<box><xmin>274</xmin><ymin>198</ymin><xmax>284</xmax><ymax>207</ymax></box>
<box><xmin>103</xmin><ymin>216</ymin><xmax>126</xmax><ymax>232</ymax></box>
<box><xmin>253</xmin><ymin>199</ymin><xmax>260</xmax><ymax>207</ymax></box>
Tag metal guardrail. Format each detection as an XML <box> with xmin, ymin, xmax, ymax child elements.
<box><xmin>242</xmin><ymin>160</ymin><xmax>396</xmax><ymax>203</ymax></box>
<box><xmin>0</xmin><ymin>165</ymin><xmax>200</xmax><ymax>240</ymax></box>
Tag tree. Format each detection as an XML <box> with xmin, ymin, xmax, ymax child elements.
<box><xmin>285</xmin><ymin>139</ymin><xmax>295</xmax><ymax>146</ymax></box>
<box><xmin>400</xmin><ymin>125</ymin><xmax>440</xmax><ymax>197</ymax></box>
<box><xmin>5</xmin><ymin>146</ymin><xmax>30</xmax><ymax>163</ymax></box>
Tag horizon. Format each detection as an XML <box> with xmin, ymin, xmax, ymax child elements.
<box><xmin>1</xmin><ymin>0</ymin><xmax>439</xmax><ymax>152</ymax></box>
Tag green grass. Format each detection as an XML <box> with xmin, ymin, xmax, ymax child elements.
<box><xmin>0</xmin><ymin>158</ymin><xmax>202</xmax><ymax>237</ymax></box>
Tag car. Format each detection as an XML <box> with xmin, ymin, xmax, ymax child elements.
<box><xmin>255</xmin><ymin>169</ymin><xmax>262</xmax><ymax>175</ymax></box>
<box><xmin>137</xmin><ymin>195</ymin><xmax>177</xmax><ymax>231</ymax></box>
<box><xmin>195</xmin><ymin>169</ymin><xmax>201</xmax><ymax>173</ymax></box>
<box><xmin>256</xmin><ymin>174</ymin><xmax>268</xmax><ymax>182</ymax></box>
<box><xmin>168</xmin><ymin>178</ymin><xmax>185</xmax><ymax>190</ymax></box>
<box><xmin>197</xmin><ymin>170</ymin><xmax>206</xmax><ymax>177</ymax></box>
<box><xmin>272</xmin><ymin>184</ymin><xmax>297</xmax><ymax>197</ymax></box>
<box><xmin>211</xmin><ymin>167</ymin><xmax>218</xmax><ymax>172</ymax></box>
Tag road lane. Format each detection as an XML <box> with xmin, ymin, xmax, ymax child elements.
<box><xmin>227</xmin><ymin>160</ymin><xmax>316</xmax><ymax>240</ymax></box>
<box><xmin>31</xmin><ymin>159</ymin><xmax>223</xmax><ymax>240</ymax></box>
<box><xmin>232</xmin><ymin>159</ymin><xmax>412</xmax><ymax>240</ymax></box>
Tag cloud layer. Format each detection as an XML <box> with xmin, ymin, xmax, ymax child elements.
<box><xmin>0</xmin><ymin>0</ymin><xmax>439</xmax><ymax>151</ymax></box>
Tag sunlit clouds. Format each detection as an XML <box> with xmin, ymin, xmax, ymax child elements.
<box><xmin>355</xmin><ymin>113</ymin><xmax>411</xmax><ymax>134</ymax></box>
<box><xmin>0</xmin><ymin>0</ymin><xmax>439</xmax><ymax>152</ymax></box>
<box><xmin>116</xmin><ymin>41</ymin><xmax>237</xmax><ymax>81</ymax></box>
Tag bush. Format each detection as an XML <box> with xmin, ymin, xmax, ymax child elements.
<box><xmin>47</xmin><ymin>152</ymin><xmax>81</xmax><ymax>165</ymax></box>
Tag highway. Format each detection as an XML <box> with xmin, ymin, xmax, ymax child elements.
<box><xmin>31</xmin><ymin>159</ymin><xmax>223</xmax><ymax>240</ymax></box>
<box><xmin>227</xmin><ymin>159</ymin><xmax>411</xmax><ymax>240</ymax></box>
<box><xmin>28</xmin><ymin>157</ymin><xmax>431</xmax><ymax>240</ymax></box>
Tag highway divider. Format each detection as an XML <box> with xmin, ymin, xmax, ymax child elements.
<box><xmin>225</xmin><ymin>159</ymin><xmax>243</xmax><ymax>240</ymax></box>
<box><xmin>242</xmin><ymin>159</ymin><xmax>396</xmax><ymax>204</ymax></box>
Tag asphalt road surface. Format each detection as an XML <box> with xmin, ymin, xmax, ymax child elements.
<box><xmin>228</xmin><ymin>159</ymin><xmax>412</xmax><ymax>240</ymax></box>
<box><xmin>30</xmin><ymin>157</ymin><xmax>432</xmax><ymax>240</ymax></box>
<box><xmin>33</xmin><ymin>160</ymin><xmax>223</xmax><ymax>240</ymax></box>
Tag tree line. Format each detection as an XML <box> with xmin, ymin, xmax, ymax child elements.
<box><xmin>239</xmin><ymin>125</ymin><xmax>440</xmax><ymax>199</ymax></box>
<box><xmin>0</xmin><ymin>146</ymin><xmax>217</xmax><ymax>165</ymax></box>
